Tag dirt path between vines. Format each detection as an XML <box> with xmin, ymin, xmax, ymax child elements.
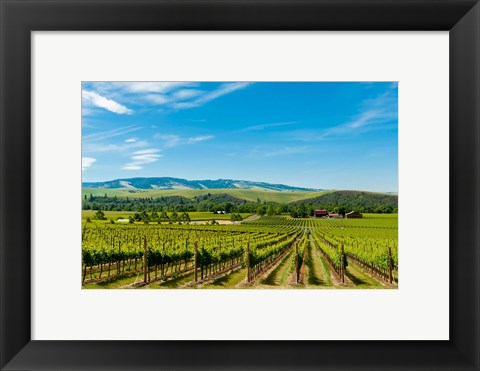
<box><xmin>241</xmin><ymin>214</ymin><xmax>261</xmax><ymax>223</ymax></box>
<box><xmin>305</xmin><ymin>237</ymin><xmax>332</xmax><ymax>287</ymax></box>
<box><xmin>256</xmin><ymin>248</ymin><xmax>295</xmax><ymax>287</ymax></box>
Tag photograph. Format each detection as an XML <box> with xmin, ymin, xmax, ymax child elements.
<box><xmin>4</xmin><ymin>0</ymin><xmax>479</xmax><ymax>368</ymax></box>
<box><xmin>81</xmin><ymin>81</ymin><xmax>398</xmax><ymax>289</ymax></box>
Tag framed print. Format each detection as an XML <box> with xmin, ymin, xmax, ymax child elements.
<box><xmin>1</xmin><ymin>1</ymin><xmax>479</xmax><ymax>370</ymax></box>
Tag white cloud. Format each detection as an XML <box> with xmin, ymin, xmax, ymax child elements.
<box><xmin>172</xmin><ymin>82</ymin><xmax>252</xmax><ymax>109</ymax></box>
<box><xmin>186</xmin><ymin>135</ymin><xmax>214</xmax><ymax>144</ymax></box>
<box><xmin>154</xmin><ymin>134</ymin><xmax>181</xmax><ymax>148</ymax></box>
<box><xmin>82</xmin><ymin>82</ymin><xmax>253</xmax><ymax>113</ymax></box>
<box><xmin>240</xmin><ymin>121</ymin><xmax>298</xmax><ymax>132</ymax></box>
<box><xmin>82</xmin><ymin>90</ymin><xmax>133</xmax><ymax>115</ymax></box>
<box><xmin>132</xmin><ymin>149</ymin><xmax>161</xmax><ymax>155</ymax></box>
<box><xmin>264</xmin><ymin>146</ymin><xmax>309</xmax><ymax>157</ymax></box>
<box><xmin>121</xmin><ymin>82</ymin><xmax>195</xmax><ymax>93</ymax></box>
<box><xmin>173</xmin><ymin>89</ymin><xmax>202</xmax><ymax>100</ymax></box>
<box><xmin>349</xmin><ymin>110</ymin><xmax>384</xmax><ymax>128</ymax></box>
<box><xmin>82</xmin><ymin>126</ymin><xmax>147</xmax><ymax>153</ymax></box>
<box><xmin>83</xmin><ymin>140</ymin><xmax>148</xmax><ymax>154</ymax></box>
<box><xmin>81</xmin><ymin>108</ymin><xmax>99</xmax><ymax>117</ymax></box>
<box><xmin>155</xmin><ymin>133</ymin><xmax>213</xmax><ymax>147</ymax></box>
<box><xmin>82</xmin><ymin>157</ymin><xmax>96</xmax><ymax>171</ymax></box>
<box><xmin>286</xmin><ymin>89</ymin><xmax>397</xmax><ymax>142</ymax></box>
<box><xmin>83</xmin><ymin>126</ymin><xmax>139</xmax><ymax>142</ymax></box>
<box><xmin>123</xmin><ymin>164</ymin><xmax>143</xmax><ymax>171</ymax></box>
<box><xmin>81</xmin><ymin>121</ymin><xmax>95</xmax><ymax>129</ymax></box>
<box><xmin>144</xmin><ymin>94</ymin><xmax>170</xmax><ymax>105</ymax></box>
<box><xmin>322</xmin><ymin>91</ymin><xmax>397</xmax><ymax>138</ymax></box>
<box><xmin>328</xmin><ymin>110</ymin><xmax>383</xmax><ymax>134</ymax></box>
<box><xmin>131</xmin><ymin>154</ymin><xmax>162</xmax><ymax>164</ymax></box>
<box><xmin>123</xmin><ymin>148</ymin><xmax>162</xmax><ymax>170</ymax></box>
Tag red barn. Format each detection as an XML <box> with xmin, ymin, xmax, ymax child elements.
<box><xmin>314</xmin><ymin>209</ymin><xmax>329</xmax><ymax>218</ymax></box>
<box><xmin>345</xmin><ymin>211</ymin><xmax>363</xmax><ymax>219</ymax></box>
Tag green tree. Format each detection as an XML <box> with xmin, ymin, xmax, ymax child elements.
<box><xmin>230</xmin><ymin>213</ymin><xmax>243</xmax><ymax>221</ymax></box>
<box><xmin>94</xmin><ymin>210</ymin><xmax>106</xmax><ymax>220</ymax></box>
<box><xmin>256</xmin><ymin>205</ymin><xmax>266</xmax><ymax>216</ymax></box>
<box><xmin>140</xmin><ymin>211</ymin><xmax>149</xmax><ymax>221</ymax></box>
<box><xmin>266</xmin><ymin>205</ymin><xmax>277</xmax><ymax>216</ymax></box>
<box><xmin>225</xmin><ymin>202</ymin><xmax>234</xmax><ymax>213</ymax></box>
<box><xmin>160</xmin><ymin>211</ymin><xmax>169</xmax><ymax>222</ymax></box>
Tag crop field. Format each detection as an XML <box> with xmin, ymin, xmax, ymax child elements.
<box><xmin>82</xmin><ymin>214</ymin><xmax>398</xmax><ymax>289</ymax></box>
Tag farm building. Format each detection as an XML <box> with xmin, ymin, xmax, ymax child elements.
<box><xmin>345</xmin><ymin>211</ymin><xmax>363</xmax><ymax>219</ymax></box>
<box><xmin>328</xmin><ymin>213</ymin><xmax>342</xmax><ymax>219</ymax></box>
<box><xmin>116</xmin><ymin>218</ymin><xmax>130</xmax><ymax>223</ymax></box>
<box><xmin>314</xmin><ymin>209</ymin><xmax>329</xmax><ymax>218</ymax></box>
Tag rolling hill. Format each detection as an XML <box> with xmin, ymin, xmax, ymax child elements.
<box><xmin>82</xmin><ymin>178</ymin><xmax>397</xmax><ymax>208</ymax></box>
<box><xmin>82</xmin><ymin>187</ymin><xmax>330</xmax><ymax>204</ymax></box>
<box><xmin>290</xmin><ymin>190</ymin><xmax>398</xmax><ymax>209</ymax></box>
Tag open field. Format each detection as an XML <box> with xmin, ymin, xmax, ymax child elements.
<box><xmin>82</xmin><ymin>214</ymin><xmax>398</xmax><ymax>289</ymax></box>
<box><xmin>363</xmin><ymin>213</ymin><xmax>398</xmax><ymax>219</ymax></box>
<box><xmin>82</xmin><ymin>187</ymin><xmax>330</xmax><ymax>203</ymax></box>
<box><xmin>82</xmin><ymin>210</ymin><xmax>252</xmax><ymax>221</ymax></box>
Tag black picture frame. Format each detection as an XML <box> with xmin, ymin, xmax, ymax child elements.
<box><xmin>1</xmin><ymin>1</ymin><xmax>479</xmax><ymax>370</ymax></box>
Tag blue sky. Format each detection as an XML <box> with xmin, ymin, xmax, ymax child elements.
<box><xmin>82</xmin><ymin>82</ymin><xmax>398</xmax><ymax>192</ymax></box>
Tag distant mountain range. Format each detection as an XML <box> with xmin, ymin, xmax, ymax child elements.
<box><xmin>82</xmin><ymin>177</ymin><xmax>321</xmax><ymax>192</ymax></box>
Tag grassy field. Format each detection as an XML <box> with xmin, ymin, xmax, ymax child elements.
<box><xmin>363</xmin><ymin>213</ymin><xmax>398</xmax><ymax>219</ymax></box>
<box><xmin>81</xmin><ymin>210</ymin><xmax>252</xmax><ymax>221</ymax></box>
<box><xmin>82</xmin><ymin>187</ymin><xmax>330</xmax><ymax>203</ymax></box>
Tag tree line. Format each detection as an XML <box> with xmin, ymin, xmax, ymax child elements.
<box><xmin>88</xmin><ymin>210</ymin><xmax>245</xmax><ymax>223</ymax></box>
<box><xmin>83</xmin><ymin>192</ymin><xmax>397</xmax><ymax>216</ymax></box>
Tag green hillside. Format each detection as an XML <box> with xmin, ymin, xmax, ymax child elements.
<box><xmin>82</xmin><ymin>187</ymin><xmax>330</xmax><ymax>204</ymax></box>
<box><xmin>290</xmin><ymin>190</ymin><xmax>398</xmax><ymax>212</ymax></box>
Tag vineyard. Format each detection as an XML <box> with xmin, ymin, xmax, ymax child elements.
<box><xmin>82</xmin><ymin>214</ymin><xmax>398</xmax><ymax>289</ymax></box>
